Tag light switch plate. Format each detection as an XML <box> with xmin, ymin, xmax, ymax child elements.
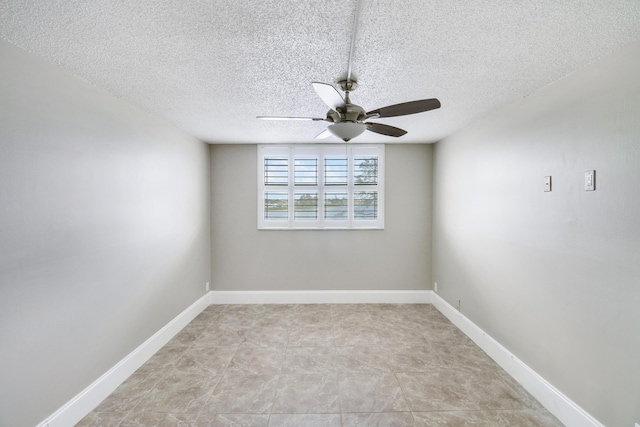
<box><xmin>585</xmin><ymin>170</ymin><xmax>595</xmax><ymax>191</ymax></box>
<box><xmin>544</xmin><ymin>176</ymin><xmax>552</xmax><ymax>192</ymax></box>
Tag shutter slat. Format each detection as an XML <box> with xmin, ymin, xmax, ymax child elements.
<box><xmin>325</xmin><ymin>157</ymin><xmax>348</xmax><ymax>185</ymax></box>
<box><xmin>265</xmin><ymin>157</ymin><xmax>289</xmax><ymax>185</ymax></box>
<box><xmin>295</xmin><ymin>157</ymin><xmax>318</xmax><ymax>186</ymax></box>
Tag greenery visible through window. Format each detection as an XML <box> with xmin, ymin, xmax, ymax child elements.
<box><xmin>258</xmin><ymin>145</ymin><xmax>384</xmax><ymax>229</ymax></box>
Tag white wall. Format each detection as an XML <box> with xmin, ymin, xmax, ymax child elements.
<box><xmin>0</xmin><ymin>41</ymin><xmax>211</xmax><ymax>427</ymax></box>
<box><xmin>211</xmin><ymin>144</ymin><xmax>432</xmax><ymax>292</ymax></box>
<box><xmin>432</xmin><ymin>41</ymin><xmax>640</xmax><ymax>427</ymax></box>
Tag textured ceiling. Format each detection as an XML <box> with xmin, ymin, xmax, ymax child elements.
<box><xmin>1</xmin><ymin>1</ymin><xmax>639</xmax><ymax>144</ymax></box>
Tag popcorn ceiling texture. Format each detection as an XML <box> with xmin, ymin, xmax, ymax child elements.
<box><xmin>1</xmin><ymin>0</ymin><xmax>639</xmax><ymax>143</ymax></box>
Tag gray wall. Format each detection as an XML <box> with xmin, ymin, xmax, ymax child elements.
<box><xmin>0</xmin><ymin>41</ymin><xmax>211</xmax><ymax>427</ymax></box>
<box><xmin>432</xmin><ymin>41</ymin><xmax>640</xmax><ymax>427</ymax></box>
<box><xmin>211</xmin><ymin>144</ymin><xmax>432</xmax><ymax>292</ymax></box>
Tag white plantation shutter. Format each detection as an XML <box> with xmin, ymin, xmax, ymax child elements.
<box><xmin>294</xmin><ymin>157</ymin><xmax>318</xmax><ymax>186</ymax></box>
<box><xmin>258</xmin><ymin>145</ymin><xmax>384</xmax><ymax>229</ymax></box>
<box><xmin>324</xmin><ymin>157</ymin><xmax>349</xmax><ymax>186</ymax></box>
<box><xmin>264</xmin><ymin>157</ymin><xmax>288</xmax><ymax>185</ymax></box>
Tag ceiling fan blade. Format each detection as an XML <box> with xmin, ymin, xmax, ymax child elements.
<box><xmin>312</xmin><ymin>82</ymin><xmax>345</xmax><ymax>111</ymax></box>
<box><xmin>257</xmin><ymin>116</ymin><xmax>325</xmax><ymax>121</ymax></box>
<box><xmin>367</xmin><ymin>98</ymin><xmax>441</xmax><ymax>118</ymax></box>
<box><xmin>315</xmin><ymin>129</ymin><xmax>332</xmax><ymax>139</ymax></box>
<box><xmin>365</xmin><ymin>122</ymin><xmax>407</xmax><ymax>137</ymax></box>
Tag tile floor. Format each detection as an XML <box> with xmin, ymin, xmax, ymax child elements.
<box><xmin>77</xmin><ymin>304</ymin><xmax>564</xmax><ymax>426</ymax></box>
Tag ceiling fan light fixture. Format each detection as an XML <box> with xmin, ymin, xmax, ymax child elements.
<box><xmin>328</xmin><ymin>122</ymin><xmax>366</xmax><ymax>142</ymax></box>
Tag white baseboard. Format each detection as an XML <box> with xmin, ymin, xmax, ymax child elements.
<box><xmin>431</xmin><ymin>292</ymin><xmax>604</xmax><ymax>427</ymax></box>
<box><xmin>39</xmin><ymin>290</ymin><xmax>601</xmax><ymax>427</ymax></box>
<box><xmin>209</xmin><ymin>289</ymin><xmax>432</xmax><ymax>305</ymax></box>
<box><xmin>37</xmin><ymin>292</ymin><xmax>211</xmax><ymax>427</ymax></box>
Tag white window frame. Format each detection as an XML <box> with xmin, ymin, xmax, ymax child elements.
<box><xmin>258</xmin><ymin>144</ymin><xmax>385</xmax><ymax>230</ymax></box>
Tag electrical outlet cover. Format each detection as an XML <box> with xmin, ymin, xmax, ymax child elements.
<box><xmin>585</xmin><ymin>170</ymin><xmax>595</xmax><ymax>191</ymax></box>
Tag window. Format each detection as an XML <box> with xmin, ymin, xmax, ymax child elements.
<box><xmin>258</xmin><ymin>144</ymin><xmax>384</xmax><ymax>229</ymax></box>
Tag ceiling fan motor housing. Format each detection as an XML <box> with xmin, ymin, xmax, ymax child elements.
<box><xmin>341</xmin><ymin>103</ymin><xmax>366</xmax><ymax>122</ymax></box>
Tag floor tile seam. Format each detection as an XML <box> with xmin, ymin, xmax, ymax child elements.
<box><xmin>191</xmin><ymin>343</ymin><xmax>244</xmax><ymax>422</ymax></box>
<box><xmin>335</xmin><ymin>349</ymin><xmax>343</xmax><ymax>416</ymax></box>
<box><xmin>81</xmin><ymin>410</ymin><xmax>128</xmax><ymax>427</ymax></box>
<box><xmin>489</xmin><ymin>408</ymin><xmax>550</xmax><ymax>413</ymax></box>
<box><xmin>177</xmin><ymin>323</ymin><xmax>211</xmax><ymax>341</ymax></box>
<box><xmin>409</xmin><ymin>401</ymin><xmax>537</xmax><ymax>414</ymax></box>
<box><xmin>340</xmin><ymin>410</ymin><xmax>414</xmax><ymax>414</ymax></box>
<box><xmin>171</xmin><ymin>340</ymin><xmax>203</xmax><ymax>371</ymax></box>
<box><xmin>117</xmin><ymin>390</ymin><xmax>157</xmax><ymax>426</ymax></box>
<box><xmin>409</xmin><ymin>409</ymin><xmax>536</xmax><ymax>427</ymax></box>
<box><xmin>387</xmin><ymin>371</ymin><xmax>412</xmax><ymax>413</ymax></box>
<box><xmin>94</xmin><ymin>355</ymin><xmax>187</xmax><ymax>424</ymax></box>
<box><xmin>335</xmin><ymin>368</ymin><xmax>347</xmax><ymax>415</ymax></box>
<box><xmin>270</xmin><ymin>410</ymin><xmax>344</xmax><ymax>415</ymax></box>
<box><xmin>487</xmin><ymin>371</ymin><xmax>542</xmax><ymax>410</ymax></box>
<box><xmin>125</xmin><ymin>376</ymin><xmax>219</xmax><ymax>421</ymax></box>
<box><xmin>268</xmin><ymin>335</ymin><xmax>293</xmax><ymax>416</ymax></box>
<box><xmin>186</xmin><ymin>320</ymin><xmax>213</xmax><ymax>344</ymax></box>
<box><xmin>411</xmin><ymin>409</ymin><xmax>492</xmax><ymax>413</ymax></box>
<box><xmin>330</xmin><ymin>319</ymin><xmax>338</xmax><ymax>352</ymax></box>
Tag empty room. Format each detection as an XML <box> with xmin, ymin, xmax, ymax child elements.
<box><xmin>1</xmin><ymin>1</ymin><xmax>639</xmax><ymax>426</ymax></box>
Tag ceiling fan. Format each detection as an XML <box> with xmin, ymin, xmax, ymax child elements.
<box><xmin>257</xmin><ymin>0</ymin><xmax>440</xmax><ymax>142</ymax></box>
<box><xmin>258</xmin><ymin>80</ymin><xmax>441</xmax><ymax>142</ymax></box>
